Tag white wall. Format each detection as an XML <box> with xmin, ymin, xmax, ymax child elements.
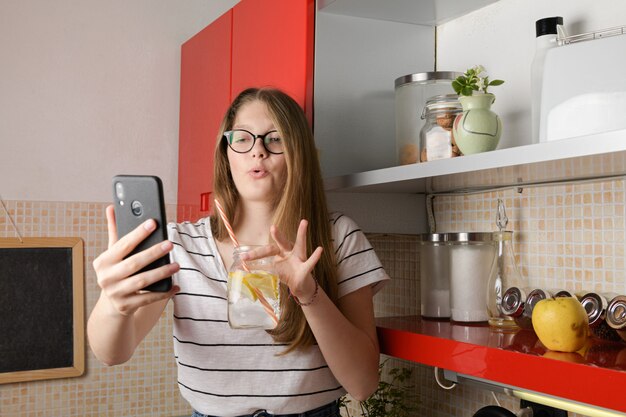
<box><xmin>314</xmin><ymin>12</ymin><xmax>435</xmax><ymax>177</ymax></box>
<box><xmin>0</xmin><ymin>0</ymin><xmax>238</xmax><ymax>204</ymax></box>
<box><xmin>437</xmin><ymin>0</ymin><xmax>626</xmax><ymax>150</ymax></box>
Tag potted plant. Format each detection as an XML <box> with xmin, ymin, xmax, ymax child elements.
<box><xmin>339</xmin><ymin>360</ymin><xmax>416</xmax><ymax>417</ymax></box>
<box><xmin>451</xmin><ymin>65</ymin><xmax>505</xmax><ymax>155</ymax></box>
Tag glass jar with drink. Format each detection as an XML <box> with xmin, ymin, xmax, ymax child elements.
<box><xmin>227</xmin><ymin>246</ymin><xmax>280</xmax><ymax>329</ymax></box>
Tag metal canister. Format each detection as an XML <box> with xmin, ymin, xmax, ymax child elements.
<box><xmin>501</xmin><ymin>286</ymin><xmax>533</xmax><ymax>329</ymax></box>
<box><xmin>553</xmin><ymin>289</ymin><xmax>574</xmax><ymax>298</ymax></box>
<box><xmin>521</xmin><ymin>288</ymin><xmax>555</xmax><ymax>329</ymax></box>
<box><xmin>580</xmin><ymin>292</ymin><xmax>621</xmax><ymax>341</ymax></box>
<box><xmin>606</xmin><ymin>295</ymin><xmax>626</xmax><ymax>342</ymax></box>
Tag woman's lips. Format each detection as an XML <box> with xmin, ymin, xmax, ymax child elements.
<box><xmin>249</xmin><ymin>169</ymin><xmax>269</xmax><ymax>179</ymax></box>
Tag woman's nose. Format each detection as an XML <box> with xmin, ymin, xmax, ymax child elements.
<box><xmin>250</xmin><ymin>138</ymin><xmax>267</xmax><ymax>157</ymax></box>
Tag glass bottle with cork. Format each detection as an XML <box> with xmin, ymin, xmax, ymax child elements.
<box><xmin>487</xmin><ymin>199</ymin><xmax>524</xmax><ymax>330</ymax></box>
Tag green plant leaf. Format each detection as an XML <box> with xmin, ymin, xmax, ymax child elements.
<box><xmin>489</xmin><ymin>79</ymin><xmax>505</xmax><ymax>86</ymax></box>
<box><xmin>347</xmin><ymin>360</ymin><xmax>417</xmax><ymax>417</ymax></box>
<box><xmin>451</xmin><ymin>80</ymin><xmax>463</xmax><ymax>94</ymax></box>
<box><xmin>462</xmin><ymin>86</ymin><xmax>474</xmax><ymax>96</ymax></box>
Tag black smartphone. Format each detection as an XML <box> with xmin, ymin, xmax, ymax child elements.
<box><xmin>112</xmin><ymin>175</ymin><xmax>172</xmax><ymax>292</ymax></box>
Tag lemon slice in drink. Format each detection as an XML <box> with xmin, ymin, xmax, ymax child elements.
<box><xmin>229</xmin><ymin>271</ymin><xmax>257</xmax><ymax>301</ymax></box>
<box><xmin>243</xmin><ymin>271</ymin><xmax>279</xmax><ymax>300</ymax></box>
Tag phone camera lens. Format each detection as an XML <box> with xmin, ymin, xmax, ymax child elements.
<box><xmin>115</xmin><ymin>182</ymin><xmax>124</xmax><ymax>199</ymax></box>
<box><xmin>131</xmin><ymin>200</ymin><xmax>143</xmax><ymax>216</ymax></box>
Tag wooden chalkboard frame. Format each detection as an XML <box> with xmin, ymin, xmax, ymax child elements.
<box><xmin>0</xmin><ymin>237</ymin><xmax>85</xmax><ymax>384</ymax></box>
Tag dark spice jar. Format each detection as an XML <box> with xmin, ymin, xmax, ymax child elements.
<box><xmin>580</xmin><ymin>292</ymin><xmax>622</xmax><ymax>342</ymax></box>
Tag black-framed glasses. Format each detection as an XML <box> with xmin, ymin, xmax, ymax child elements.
<box><xmin>223</xmin><ymin>129</ymin><xmax>284</xmax><ymax>154</ymax></box>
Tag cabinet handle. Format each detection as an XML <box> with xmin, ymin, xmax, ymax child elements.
<box><xmin>200</xmin><ymin>192</ymin><xmax>212</xmax><ymax>212</ymax></box>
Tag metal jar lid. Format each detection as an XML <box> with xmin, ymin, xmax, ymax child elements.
<box><xmin>419</xmin><ymin>233</ymin><xmax>448</xmax><ymax>243</ymax></box>
<box><xmin>501</xmin><ymin>286</ymin><xmax>527</xmax><ymax>317</ymax></box>
<box><xmin>523</xmin><ymin>288</ymin><xmax>549</xmax><ymax>316</ymax></box>
<box><xmin>419</xmin><ymin>232</ymin><xmax>494</xmax><ymax>243</ymax></box>
<box><xmin>395</xmin><ymin>71</ymin><xmax>463</xmax><ymax>89</ymax></box>
<box><xmin>606</xmin><ymin>295</ymin><xmax>626</xmax><ymax>330</ymax></box>
<box><xmin>580</xmin><ymin>292</ymin><xmax>604</xmax><ymax>326</ymax></box>
<box><xmin>445</xmin><ymin>232</ymin><xmax>494</xmax><ymax>243</ymax></box>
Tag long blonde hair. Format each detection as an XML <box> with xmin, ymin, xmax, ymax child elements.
<box><xmin>211</xmin><ymin>87</ymin><xmax>338</xmax><ymax>352</ymax></box>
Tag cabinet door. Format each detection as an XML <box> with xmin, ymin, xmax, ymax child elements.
<box><xmin>231</xmin><ymin>0</ymin><xmax>315</xmax><ymax>124</ymax></box>
<box><xmin>177</xmin><ymin>10</ymin><xmax>232</xmax><ymax>222</ymax></box>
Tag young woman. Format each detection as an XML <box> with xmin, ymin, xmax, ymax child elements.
<box><xmin>88</xmin><ymin>88</ymin><xmax>389</xmax><ymax>417</ymax></box>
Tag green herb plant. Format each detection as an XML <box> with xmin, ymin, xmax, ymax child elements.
<box><xmin>452</xmin><ymin>65</ymin><xmax>504</xmax><ymax>97</ymax></box>
<box><xmin>339</xmin><ymin>360</ymin><xmax>416</xmax><ymax>417</ymax></box>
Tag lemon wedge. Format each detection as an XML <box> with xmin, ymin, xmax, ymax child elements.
<box><xmin>229</xmin><ymin>271</ymin><xmax>257</xmax><ymax>301</ymax></box>
<box><xmin>242</xmin><ymin>271</ymin><xmax>279</xmax><ymax>300</ymax></box>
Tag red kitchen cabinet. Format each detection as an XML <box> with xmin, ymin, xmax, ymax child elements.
<box><xmin>177</xmin><ymin>0</ymin><xmax>314</xmax><ymax>221</ymax></box>
<box><xmin>231</xmin><ymin>0</ymin><xmax>315</xmax><ymax>124</ymax></box>
<box><xmin>177</xmin><ymin>10</ymin><xmax>232</xmax><ymax>222</ymax></box>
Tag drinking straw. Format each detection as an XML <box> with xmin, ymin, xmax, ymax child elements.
<box><xmin>214</xmin><ymin>199</ymin><xmax>242</xmax><ymax>254</ymax></box>
<box><xmin>214</xmin><ymin>199</ymin><xmax>278</xmax><ymax>325</ymax></box>
<box><xmin>252</xmin><ymin>287</ymin><xmax>278</xmax><ymax>325</ymax></box>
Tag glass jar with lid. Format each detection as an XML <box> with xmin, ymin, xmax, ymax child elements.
<box><xmin>419</xmin><ymin>233</ymin><xmax>451</xmax><ymax>319</ymax></box>
<box><xmin>419</xmin><ymin>94</ymin><xmax>462</xmax><ymax>162</ymax></box>
<box><xmin>395</xmin><ymin>71</ymin><xmax>461</xmax><ymax>165</ymax></box>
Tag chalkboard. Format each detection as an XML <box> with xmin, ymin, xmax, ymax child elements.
<box><xmin>0</xmin><ymin>237</ymin><xmax>84</xmax><ymax>384</ymax></box>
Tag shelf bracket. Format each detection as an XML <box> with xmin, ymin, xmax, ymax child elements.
<box><xmin>442</xmin><ymin>370</ymin><xmax>622</xmax><ymax>417</ymax></box>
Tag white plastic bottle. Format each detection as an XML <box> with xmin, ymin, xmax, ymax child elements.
<box><xmin>531</xmin><ymin>16</ymin><xmax>564</xmax><ymax>144</ymax></box>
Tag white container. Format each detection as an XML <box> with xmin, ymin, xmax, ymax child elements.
<box><xmin>531</xmin><ymin>16</ymin><xmax>563</xmax><ymax>144</ymax></box>
<box><xmin>419</xmin><ymin>234</ymin><xmax>451</xmax><ymax>319</ymax></box>
<box><xmin>395</xmin><ymin>71</ymin><xmax>461</xmax><ymax>165</ymax></box>
<box><xmin>540</xmin><ymin>28</ymin><xmax>626</xmax><ymax>142</ymax></box>
<box><xmin>447</xmin><ymin>233</ymin><xmax>497</xmax><ymax>323</ymax></box>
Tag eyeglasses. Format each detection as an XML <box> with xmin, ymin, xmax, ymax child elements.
<box><xmin>223</xmin><ymin>129</ymin><xmax>284</xmax><ymax>154</ymax></box>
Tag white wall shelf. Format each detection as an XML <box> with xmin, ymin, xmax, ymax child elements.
<box><xmin>324</xmin><ymin>129</ymin><xmax>626</xmax><ymax>195</ymax></box>
<box><xmin>318</xmin><ymin>0</ymin><xmax>499</xmax><ymax>26</ymax></box>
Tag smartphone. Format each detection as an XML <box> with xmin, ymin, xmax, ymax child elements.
<box><xmin>112</xmin><ymin>175</ymin><xmax>172</xmax><ymax>292</ymax></box>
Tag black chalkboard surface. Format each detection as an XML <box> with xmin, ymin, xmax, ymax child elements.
<box><xmin>0</xmin><ymin>237</ymin><xmax>84</xmax><ymax>384</ymax></box>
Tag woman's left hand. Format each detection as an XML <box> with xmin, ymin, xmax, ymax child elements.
<box><xmin>241</xmin><ymin>219</ymin><xmax>322</xmax><ymax>300</ymax></box>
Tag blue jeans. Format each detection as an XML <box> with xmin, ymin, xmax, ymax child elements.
<box><xmin>191</xmin><ymin>401</ymin><xmax>340</xmax><ymax>417</ymax></box>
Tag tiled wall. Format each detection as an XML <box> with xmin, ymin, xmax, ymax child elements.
<box><xmin>0</xmin><ymin>201</ymin><xmax>191</xmax><ymax>417</ymax></box>
<box><xmin>2</xmin><ymin>178</ymin><xmax>624</xmax><ymax>416</ymax></box>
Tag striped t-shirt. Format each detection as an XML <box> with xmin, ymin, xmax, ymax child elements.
<box><xmin>167</xmin><ymin>213</ymin><xmax>389</xmax><ymax>416</ymax></box>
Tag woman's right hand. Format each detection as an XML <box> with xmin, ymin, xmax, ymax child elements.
<box><xmin>92</xmin><ymin>205</ymin><xmax>179</xmax><ymax>317</ymax></box>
